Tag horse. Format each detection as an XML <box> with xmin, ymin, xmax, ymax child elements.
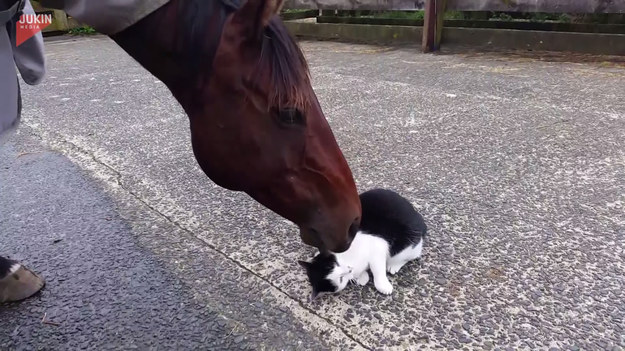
<box><xmin>96</xmin><ymin>0</ymin><xmax>361</xmax><ymax>253</ymax></box>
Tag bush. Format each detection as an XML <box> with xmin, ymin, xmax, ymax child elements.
<box><xmin>372</xmin><ymin>11</ymin><xmax>424</xmax><ymax>20</ymax></box>
<box><xmin>68</xmin><ymin>26</ymin><xmax>96</xmax><ymax>35</ymax></box>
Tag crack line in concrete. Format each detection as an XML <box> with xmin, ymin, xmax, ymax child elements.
<box><xmin>22</xmin><ymin>125</ymin><xmax>370</xmax><ymax>350</ymax></box>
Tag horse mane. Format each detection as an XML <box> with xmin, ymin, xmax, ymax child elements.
<box><xmin>176</xmin><ymin>0</ymin><xmax>310</xmax><ymax>110</ymax></box>
<box><xmin>258</xmin><ymin>18</ymin><xmax>310</xmax><ymax>110</ymax></box>
<box><xmin>176</xmin><ymin>0</ymin><xmax>232</xmax><ymax>78</ymax></box>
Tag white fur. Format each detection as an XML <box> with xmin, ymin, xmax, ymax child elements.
<box><xmin>387</xmin><ymin>240</ymin><xmax>423</xmax><ymax>275</ymax></box>
<box><xmin>326</xmin><ymin>263</ymin><xmax>352</xmax><ymax>292</ymax></box>
<box><xmin>9</xmin><ymin>263</ymin><xmax>21</xmax><ymax>275</ymax></box>
<box><xmin>327</xmin><ymin>231</ymin><xmax>423</xmax><ymax>295</ymax></box>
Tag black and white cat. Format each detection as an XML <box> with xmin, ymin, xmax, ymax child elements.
<box><xmin>299</xmin><ymin>188</ymin><xmax>427</xmax><ymax>298</ymax></box>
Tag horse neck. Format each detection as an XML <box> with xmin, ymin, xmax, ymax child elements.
<box><xmin>109</xmin><ymin>0</ymin><xmax>231</xmax><ymax>111</ymax></box>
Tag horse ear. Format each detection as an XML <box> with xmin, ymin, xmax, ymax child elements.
<box><xmin>233</xmin><ymin>0</ymin><xmax>284</xmax><ymax>40</ymax></box>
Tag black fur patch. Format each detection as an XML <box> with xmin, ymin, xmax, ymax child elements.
<box><xmin>299</xmin><ymin>253</ymin><xmax>338</xmax><ymax>298</ymax></box>
<box><xmin>358</xmin><ymin>188</ymin><xmax>427</xmax><ymax>256</ymax></box>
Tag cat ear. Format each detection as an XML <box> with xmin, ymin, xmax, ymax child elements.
<box><xmin>298</xmin><ymin>260</ymin><xmax>311</xmax><ymax>270</ymax></box>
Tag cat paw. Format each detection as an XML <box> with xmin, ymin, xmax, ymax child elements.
<box><xmin>356</xmin><ymin>273</ymin><xmax>369</xmax><ymax>286</ymax></box>
<box><xmin>388</xmin><ymin>265</ymin><xmax>402</xmax><ymax>275</ymax></box>
<box><xmin>375</xmin><ymin>280</ymin><xmax>393</xmax><ymax>295</ymax></box>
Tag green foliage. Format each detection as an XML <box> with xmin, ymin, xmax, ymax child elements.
<box><xmin>312</xmin><ymin>9</ymin><xmax>618</xmax><ymax>24</ymax></box>
<box><xmin>371</xmin><ymin>11</ymin><xmax>424</xmax><ymax>20</ymax></box>
<box><xmin>557</xmin><ymin>14</ymin><xmax>572</xmax><ymax>23</ymax></box>
<box><xmin>444</xmin><ymin>11</ymin><xmax>465</xmax><ymax>20</ymax></box>
<box><xmin>529</xmin><ymin>13</ymin><xmax>549</xmax><ymax>22</ymax></box>
<box><xmin>488</xmin><ymin>12</ymin><xmax>577</xmax><ymax>23</ymax></box>
<box><xmin>489</xmin><ymin>13</ymin><xmax>513</xmax><ymax>21</ymax></box>
<box><xmin>281</xmin><ymin>9</ymin><xmax>310</xmax><ymax>13</ymax></box>
<box><xmin>68</xmin><ymin>26</ymin><xmax>96</xmax><ymax>35</ymax></box>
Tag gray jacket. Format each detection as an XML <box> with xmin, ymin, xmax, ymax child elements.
<box><xmin>40</xmin><ymin>0</ymin><xmax>170</xmax><ymax>35</ymax></box>
<box><xmin>0</xmin><ymin>0</ymin><xmax>45</xmax><ymax>134</ymax></box>
<box><xmin>1</xmin><ymin>0</ymin><xmax>169</xmax><ymax>136</ymax></box>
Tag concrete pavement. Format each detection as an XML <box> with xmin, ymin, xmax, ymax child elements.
<box><xmin>1</xmin><ymin>35</ymin><xmax>624</xmax><ymax>350</ymax></box>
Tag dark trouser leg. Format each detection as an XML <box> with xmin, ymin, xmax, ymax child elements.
<box><xmin>0</xmin><ymin>256</ymin><xmax>45</xmax><ymax>303</ymax></box>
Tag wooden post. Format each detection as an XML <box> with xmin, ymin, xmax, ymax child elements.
<box><xmin>422</xmin><ymin>0</ymin><xmax>446</xmax><ymax>53</ymax></box>
<box><xmin>422</xmin><ymin>0</ymin><xmax>436</xmax><ymax>52</ymax></box>
<box><xmin>435</xmin><ymin>0</ymin><xmax>447</xmax><ymax>50</ymax></box>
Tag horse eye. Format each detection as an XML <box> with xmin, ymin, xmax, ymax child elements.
<box><xmin>277</xmin><ymin>108</ymin><xmax>305</xmax><ymax>126</ymax></box>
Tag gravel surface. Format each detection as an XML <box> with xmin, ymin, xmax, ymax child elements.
<box><xmin>1</xmin><ymin>35</ymin><xmax>624</xmax><ymax>350</ymax></box>
<box><xmin>0</xmin><ymin>135</ymin><xmax>338</xmax><ymax>350</ymax></box>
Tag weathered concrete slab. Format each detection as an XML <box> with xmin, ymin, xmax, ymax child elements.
<box><xmin>285</xmin><ymin>21</ymin><xmax>423</xmax><ymax>44</ymax></box>
<box><xmin>0</xmin><ymin>118</ymin><xmax>353</xmax><ymax>350</ymax></box>
<box><xmin>2</xmin><ymin>35</ymin><xmax>625</xmax><ymax>350</ymax></box>
<box><xmin>284</xmin><ymin>21</ymin><xmax>625</xmax><ymax>56</ymax></box>
<box><xmin>442</xmin><ymin>27</ymin><xmax>625</xmax><ymax>56</ymax></box>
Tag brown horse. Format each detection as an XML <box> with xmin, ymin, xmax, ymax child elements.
<box><xmin>109</xmin><ymin>0</ymin><xmax>361</xmax><ymax>252</ymax></box>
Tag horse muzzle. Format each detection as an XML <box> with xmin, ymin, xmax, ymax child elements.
<box><xmin>299</xmin><ymin>216</ymin><xmax>359</xmax><ymax>253</ymax></box>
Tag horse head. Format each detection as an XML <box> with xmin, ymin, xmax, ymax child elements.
<box><xmin>111</xmin><ymin>0</ymin><xmax>361</xmax><ymax>252</ymax></box>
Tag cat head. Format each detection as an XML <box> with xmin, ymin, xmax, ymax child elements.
<box><xmin>298</xmin><ymin>253</ymin><xmax>353</xmax><ymax>300</ymax></box>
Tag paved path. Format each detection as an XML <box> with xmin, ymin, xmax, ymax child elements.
<box><xmin>1</xmin><ymin>35</ymin><xmax>624</xmax><ymax>350</ymax></box>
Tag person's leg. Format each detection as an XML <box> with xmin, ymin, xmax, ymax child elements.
<box><xmin>0</xmin><ymin>255</ymin><xmax>45</xmax><ymax>303</ymax></box>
